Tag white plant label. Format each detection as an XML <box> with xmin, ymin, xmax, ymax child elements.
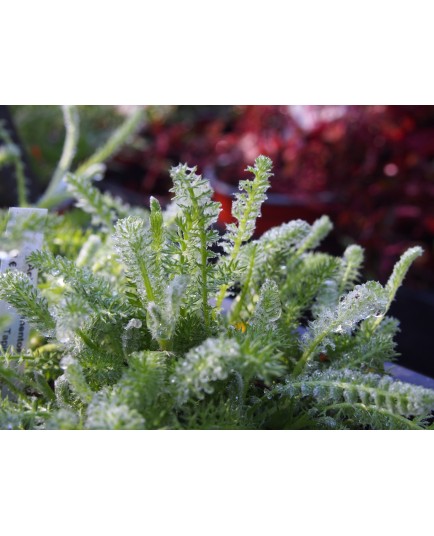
<box><xmin>0</xmin><ymin>207</ymin><xmax>48</xmax><ymax>352</ymax></box>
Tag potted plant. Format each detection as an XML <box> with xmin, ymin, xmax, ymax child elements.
<box><xmin>1</xmin><ymin>148</ymin><xmax>433</xmax><ymax>429</ymax></box>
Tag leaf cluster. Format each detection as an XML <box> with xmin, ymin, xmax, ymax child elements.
<box><xmin>0</xmin><ymin>154</ymin><xmax>430</xmax><ymax>429</ymax></box>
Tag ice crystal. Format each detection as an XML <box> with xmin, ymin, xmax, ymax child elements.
<box><xmin>172</xmin><ymin>338</ymin><xmax>240</xmax><ymax>405</ymax></box>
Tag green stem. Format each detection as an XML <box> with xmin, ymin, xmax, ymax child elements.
<box><xmin>34</xmin><ymin>343</ymin><xmax>60</xmax><ymax>355</ymax></box>
<box><xmin>75</xmin><ymin>107</ymin><xmax>145</xmax><ymax>177</ymax></box>
<box><xmin>323</xmin><ymin>402</ymin><xmax>423</xmax><ymax>430</ymax></box>
<box><xmin>338</xmin><ymin>258</ymin><xmax>353</xmax><ymax>295</ymax></box>
<box><xmin>37</xmin><ymin>191</ymin><xmax>71</xmax><ymax>210</ymax></box>
<box><xmin>230</xmin><ymin>245</ymin><xmax>256</xmax><ymax>323</ymax></box>
<box><xmin>187</xmin><ymin>186</ymin><xmax>210</xmax><ymax>329</ymax></box>
<box><xmin>14</xmin><ymin>154</ymin><xmax>27</xmax><ymax>207</ymax></box>
<box><xmin>215</xmin><ymin>284</ymin><xmax>229</xmax><ymax>313</ymax></box>
<box><xmin>216</xmin><ymin>184</ymin><xmax>258</xmax><ymax>311</ymax></box>
<box><xmin>38</xmin><ymin>107</ymin><xmax>146</xmax><ymax>209</ymax></box>
<box><xmin>200</xmin><ymin>233</ymin><xmax>210</xmax><ymax>329</ymax></box>
<box><xmin>38</xmin><ymin>105</ymin><xmax>79</xmax><ymax>207</ymax></box>
<box><xmin>292</xmin><ymin>332</ymin><xmax>329</xmax><ymax>377</ymax></box>
<box><xmin>0</xmin><ymin>121</ymin><xmax>27</xmax><ymax>206</ymax></box>
<box><xmin>158</xmin><ymin>339</ymin><xmax>173</xmax><ymax>352</ymax></box>
<box><xmin>137</xmin><ymin>257</ymin><xmax>155</xmax><ymax>303</ymax></box>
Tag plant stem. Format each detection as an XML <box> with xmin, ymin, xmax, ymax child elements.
<box><xmin>323</xmin><ymin>402</ymin><xmax>423</xmax><ymax>430</ymax></box>
<box><xmin>38</xmin><ymin>105</ymin><xmax>79</xmax><ymax>207</ymax></box>
<box><xmin>158</xmin><ymin>339</ymin><xmax>173</xmax><ymax>352</ymax></box>
<box><xmin>292</xmin><ymin>332</ymin><xmax>329</xmax><ymax>377</ymax></box>
<box><xmin>0</xmin><ymin>121</ymin><xmax>28</xmax><ymax>206</ymax></box>
<box><xmin>137</xmin><ymin>257</ymin><xmax>155</xmax><ymax>303</ymax></box>
<box><xmin>187</xmin><ymin>186</ymin><xmax>210</xmax><ymax>329</ymax></box>
<box><xmin>216</xmin><ymin>184</ymin><xmax>258</xmax><ymax>311</ymax></box>
<box><xmin>38</xmin><ymin>107</ymin><xmax>146</xmax><ymax>209</ymax></box>
<box><xmin>75</xmin><ymin>107</ymin><xmax>145</xmax><ymax>177</ymax></box>
<box><xmin>338</xmin><ymin>258</ymin><xmax>353</xmax><ymax>295</ymax></box>
<box><xmin>230</xmin><ymin>245</ymin><xmax>256</xmax><ymax>322</ymax></box>
<box><xmin>14</xmin><ymin>153</ymin><xmax>27</xmax><ymax>207</ymax></box>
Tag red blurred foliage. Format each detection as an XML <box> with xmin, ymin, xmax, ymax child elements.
<box><xmin>106</xmin><ymin>105</ymin><xmax>434</xmax><ymax>288</ymax></box>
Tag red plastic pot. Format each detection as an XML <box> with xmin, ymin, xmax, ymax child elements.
<box><xmin>211</xmin><ymin>176</ymin><xmax>338</xmax><ymax>236</ymax></box>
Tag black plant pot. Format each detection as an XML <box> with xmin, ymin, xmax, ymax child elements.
<box><xmin>385</xmin><ymin>361</ymin><xmax>434</xmax><ymax>389</ymax></box>
<box><xmin>389</xmin><ymin>286</ymin><xmax>434</xmax><ymax>380</ymax></box>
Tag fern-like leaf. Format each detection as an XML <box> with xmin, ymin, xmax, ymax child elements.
<box><xmin>0</xmin><ymin>271</ymin><xmax>55</xmax><ymax>335</ymax></box>
<box><xmin>338</xmin><ymin>244</ymin><xmax>364</xmax><ymax>294</ymax></box>
<box><xmin>169</xmin><ymin>163</ymin><xmax>220</xmax><ymax>326</ymax></box>
<box><xmin>275</xmin><ymin>368</ymin><xmax>434</xmax><ymax>420</ymax></box>
<box><xmin>250</xmin><ymin>279</ymin><xmax>281</xmax><ymax>330</ymax></box>
<box><xmin>294</xmin><ymin>281</ymin><xmax>389</xmax><ymax>376</ymax></box>
<box><xmin>294</xmin><ymin>215</ymin><xmax>333</xmax><ymax>257</ymax></box>
<box><xmin>171</xmin><ymin>337</ymin><xmax>240</xmax><ymax>405</ymax></box>
<box><xmin>66</xmin><ymin>173</ymin><xmax>131</xmax><ymax>229</ymax></box>
<box><xmin>215</xmin><ymin>156</ymin><xmax>273</xmax><ymax>309</ymax></box>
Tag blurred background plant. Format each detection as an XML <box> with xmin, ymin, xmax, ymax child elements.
<box><xmin>3</xmin><ymin>105</ymin><xmax>434</xmax><ymax>288</ymax></box>
<box><xmin>104</xmin><ymin>105</ymin><xmax>434</xmax><ymax>289</ymax></box>
<box><xmin>12</xmin><ymin>105</ymin><xmax>123</xmax><ymax>180</ymax></box>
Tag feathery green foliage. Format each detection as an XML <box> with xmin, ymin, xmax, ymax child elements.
<box><xmin>294</xmin><ymin>215</ymin><xmax>333</xmax><ymax>258</ymax></box>
<box><xmin>338</xmin><ymin>245</ymin><xmax>364</xmax><ymax>294</ymax></box>
<box><xmin>216</xmin><ymin>156</ymin><xmax>273</xmax><ymax>309</ymax></box>
<box><xmin>0</xmin><ymin>120</ymin><xmax>28</xmax><ymax>207</ymax></box>
<box><xmin>377</xmin><ymin>246</ymin><xmax>424</xmax><ymax>326</ymax></box>
<box><xmin>273</xmin><ymin>368</ymin><xmax>434</xmax><ymax>428</ymax></box>
<box><xmin>0</xmin><ymin>271</ymin><xmax>55</xmax><ymax>333</ymax></box>
<box><xmin>169</xmin><ymin>163</ymin><xmax>221</xmax><ymax>327</ymax></box>
<box><xmin>250</xmin><ymin>279</ymin><xmax>281</xmax><ymax>330</ymax></box>
<box><xmin>0</xmin><ymin>153</ymin><xmax>431</xmax><ymax>429</ymax></box>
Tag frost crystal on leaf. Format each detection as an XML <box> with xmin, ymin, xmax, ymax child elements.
<box><xmin>171</xmin><ymin>338</ymin><xmax>240</xmax><ymax>405</ymax></box>
<box><xmin>250</xmin><ymin>279</ymin><xmax>281</xmax><ymax>330</ymax></box>
<box><xmin>302</xmin><ymin>281</ymin><xmax>389</xmax><ymax>353</ymax></box>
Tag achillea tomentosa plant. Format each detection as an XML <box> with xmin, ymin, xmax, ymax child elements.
<box><xmin>0</xmin><ymin>154</ymin><xmax>432</xmax><ymax>429</ymax></box>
